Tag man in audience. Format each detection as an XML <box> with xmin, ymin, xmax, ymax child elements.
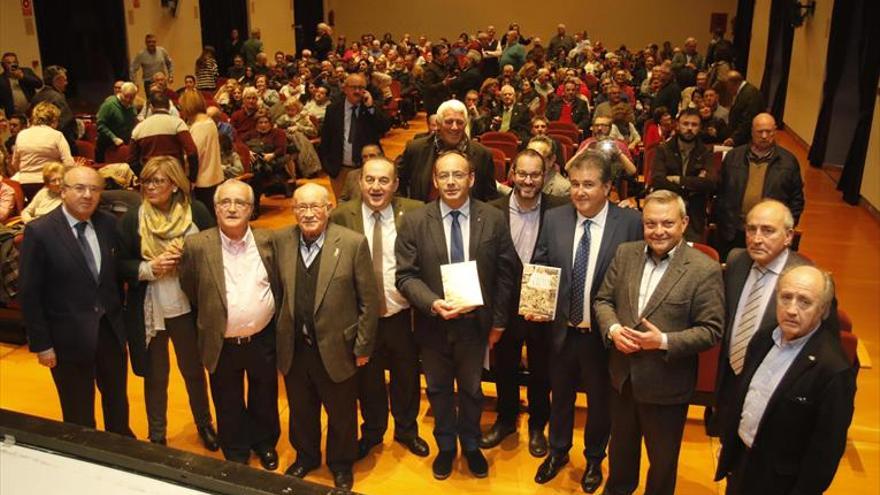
<box><xmin>0</xmin><ymin>52</ymin><xmax>43</xmax><ymax>117</ymax></box>
<box><xmin>30</xmin><ymin>65</ymin><xmax>76</xmax><ymax>153</ymax></box>
<box><xmin>481</xmin><ymin>150</ymin><xmax>567</xmax><ymax>456</ymax></box>
<box><xmin>128</xmin><ymin>89</ymin><xmax>199</xmax><ymax>180</ymax></box>
<box><xmin>395</xmin><ymin>151</ymin><xmax>516</xmax><ymax>480</ymax></box>
<box><xmin>529</xmin><ymin>151</ymin><xmax>642</xmax><ymax>493</ymax></box>
<box><xmin>242</xmin><ymin>29</ymin><xmax>264</xmax><ymax>67</ymax></box>
<box><xmin>275</xmin><ymin>183</ymin><xmax>378</xmax><ymax>490</ymax></box>
<box><xmin>500</xmin><ymin>31</ymin><xmax>527</xmax><ymax>72</ymax></box>
<box><xmin>576</xmin><ymin>115</ymin><xmax>638</xmax><ymax>180</ymax></box>
<box><xmin>593</xmin><ymin>84</ymin><xmax>625</xmax><ymax>119</ymax></box>
<box><xmin>650</xmin><ymin>108</ymin><xmax>717</xmax><ymax>241</ymax></box>
<box><xmin>723</xmin><ymin>71</ymin><xmax>765</xmax><ymax>147</ymax></box>
<box><xmin>95</xmin><ymin>82</ymin><xmax>138</xmax><ymax>163</ymax></box>
<box><xmin>703</xmin><ymin>87</ymin><xmax>729</xmax><ymax>123</ymax></box>
<box><xmin>179</xmin><ymin>179</ymin><xmax>281</xmax><ymax>468</ymax></box>
<box><xmin>547</xmin><ymin>24</ymin><xmax>575</xmax><ymax>61</ymax></box>
<box><xmin>652</xmin><ymin>65</ymin><xmax>681</xmax><ymax>119</ymax></box>
<box><xmin>231</xmin><ymin>87</ymin><xmax>261</xmax><ymax>136</ymax></box>
<box><xmin>480</xmin><ymin>26</ymin><xmax>502</xmax><ymax>78</ymax></box>
<box><xmin>546</xmin><ymin>80</ymin><xmax>591</xmax><ymax>134</ymax></box>
<box><xmin>715</xmin><ymin>113</ymin><xmax>804</xmax><ymax>258</ymax></box>
<box><xmin>138</xmin><ymin>72</ymin><xmax>180</xmax><ymax>120</ymax></box>
<box><xmin>534</xmin><ymin>68</ymin><xmax>555</xmax><ymax>98</ymax></box>
<box><xmin>422</xmin><ymin>45</ymin><xmax>454</xmax><ymax>117</ymax></box>
<box><xmin>130</xmin><ymin>33</ymin><xmax>174</xmax><ymax>88</ymax></box>
<box><xmin>398</xmin><ymin>99</ymin><xmax>498</xmax><ymax>202</ymax></box>
<box><xmin>490</xmin><ymin>84</ymin><xmax>531</xmax><ymax>142</ymax></box>
<box><xmin>595</xmin><ymin>190</ymin><xmax>724</xmax><ymax>495</ymax></box>
<box><xmin>329</xmin><ymin>157</ymin><xmax>430</xmax><ymax>461</ymax></box>
<box><xmin>455</xmin><ymin>51</ymin><xmax>484</xmax><ymax>100</ymax></box>
<box><xmin>527</xmin><ymin>135</ymin><xmax>569</xmax><ymax>197</ymax></box>
<box><xmin>19</xmin><ymin>166</ymin><xmax>135</xmax><ymax>437</ymax></box>
<box><xmin>715</xmin><ymin>265</ymin><xmax>855</xmax><ymax>495</ymax></box>
<box><xmin>671</xmin><ymin>37</ymin><xmax>704</xmax><ymax>85</ymax></box>
<box><xmin>319</xmin><ymin>73</ymin><xmax>390</xmax><ymax>201</ymax></box>
<box><xmin>680</xmin><ymin>71</ymin><xmax>708</xmax><ymax>111</ymax></box>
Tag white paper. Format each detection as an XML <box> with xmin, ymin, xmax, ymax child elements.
<box><xmin>440</xmin><ymin>260</ymin><xmax>484</xmax><ymax>308</ymax></box>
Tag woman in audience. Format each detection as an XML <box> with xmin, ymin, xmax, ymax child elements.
<box><xmin>276</xmin><ymin>99</ymin><xmax>317</xmax><ymax>139</ymax></box>
<box><xmin>194</xmin><ymin>46</ymin><xmax>219</xmax><ymax>91</ymax></box>
<box><xmin>242</xmin><ymin>110</ymin><xmax>289</xmax><ymax>217</ymax></box>
<box><xmin>698</xmin><ymin>103</ymin><xmax>729</xmax><ymax>144</ymax></box>
<box><xmin>9</xmin><ymin>101</ymin><xmax>76</xmax><ymax>201</ymax></box>
<box><xmin>254</xmin><ymin>74</ymin><xmax>279</xmax><ymax>109</ymax></box>
<box><xmin>213</xmin><ymin>79</ymin><xmax>239</xmax><ymax>111</ymax></box>
<box><xmin>609</xmin><ymin>102</ymin><xmax>642</xmax><ymax>154</ymax></box>
<box><xmin>302</xmin><ymin>85</ymin><xmax>330</xmax><ymax>124</ymax></box>
<box><xmin>117</xmin><ymin>155</ymin><xmax>218</xmax><ymax>451</ymax></box>
<box><xmin>218</xmin><ymin>134</ymin><xmax>243</xmax><ymax>179</ymax></box>
<box><xmin>20</xmin><ymin>162</ymin><xmax>65</xmax><ymax>223</ymax></box>
<box><xmin>178</xmin><ymin>91</ymin><xmax>223</xmax><ymax>213</ymax></box>
<box><xmin>519</xmin><ymin>79</ymin><xmax>545</xmax><ymax>117</ymax></box>
<box><xmin>478</xmin><ymin>77</ymin><xmax>501</xmax><ymax>116</ymax></box>
<box><xmin>279</xmin><ymin>74</ymin><xmax>305</xmax><ymax>102</ymax></box>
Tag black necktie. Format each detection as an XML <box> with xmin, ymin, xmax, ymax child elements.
<box><xmin>348</xmin><ymin>105</ymin><xmax>358</xmax><ymax>144</ymax></box>
<box><xmin>449</xmin><ymin>210</ymin><xmax>464</xmax><ymax>263</ymax></box>
<box><xmin>569</xmin><ymin>219</ymin><xmax>591</xmax><ymax>326</ymax></box>
<box><xmin>74</xmin><ymin>221</ymin><xmax>99</xmax><ymax>281</ymax></box>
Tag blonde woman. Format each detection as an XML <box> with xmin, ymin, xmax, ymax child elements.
<box><xmin>10</xmin><ymin>101</ymin><xmax>75</xmax><ymax>200</ymax></box>
<box><xmin>21</xmin><ymin>162</ymin><xmax>66</xmax><ymax>223</ymax></box>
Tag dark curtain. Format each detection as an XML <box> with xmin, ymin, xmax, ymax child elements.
<box><xmin>294</xmin><ymin>0</ymin><xmax>324</xmax><ymax>53</ymax></box>
<box><xmin>732</xmin><ymin>0</ymin><xmax>755</xmax><ymax>75</ymax></box>
<box><xmin>199</xmin><ymin>0</ymin><xmax>248</xmax><ymax>73</ymax></box>
<box><xmin>759</xmin><ymin>0</ymin><xmax>795</xmax><ymax>126</ymax></box>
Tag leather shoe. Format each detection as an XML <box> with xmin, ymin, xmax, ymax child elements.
<box><xmin>528</xmin><ymin>429</ymin><xmax>548</xmax><ymax>457</ymax></box>
<box><xmin>581</xmin><ymin>459</ymin><xmax>603</xmax><ymax>493</ymax></box>
<box><xmin>432</xmin><ymin>450</ymin><xmax>456</xmax><ymax>480</ymax></box>
<box><xmin>149</xmin><ymin>437</ymin><xmax>167</xmax><ymax>446</ymax></box>
<box><xmin>197</xmin><ymin>424</ymin><xmax>220</xmax><ymax>452</ymax></box>
<box><xmin>478</xmin><ymin>422</ymin><xmax>517</xmax><ymax>449</ymax></box>
<box><xmin>254</xmin><ymin>447</ymin><xmax>278</xmax><ymax>471</ymax></box>
<box><xmin>357</xmin><ymin>437</ymin><xmax>382</xmax><ymax>460</ymax></box>
<box><xmin>332</xmin><ymin>470</ymin><xmax>354</xmax><ymax>490</ymax></box>
<box><xmin>395</xmin><ymin>435</ymin><xmax>430</xmax><ymax>457</ymax></box>
<box><xmin>463</xmin><ymin>449</ymin><xmax>489</xmax><ymax>478</ymax></box>
<box><xmin>534</xmin><ymin>453</ymin><xmax>569</xmax><ymax>484</ymax></box>
<box><xmin>284</xmin><ymin>461</ymin><xmax>319</xmax><ymax>478</ymax></box>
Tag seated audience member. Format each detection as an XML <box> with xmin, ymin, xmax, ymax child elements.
<box><xmin>21</xmin><ymin>161</ymin><xmax>65</xmax><ymax>223</ymax></box>
<box><xmin>643</xmin><ymin>106</ymin><xmax>675</xmax><ymax>151</ymax></box>
<box><xmin>195</xmin><ymin>46</ymin><xmax>219</xmax><ymax>91</ymax></box>
<box><xmin>117</xmin><ymin>156</ymin><xmax>219</xmax><ymax>450</ymax></box>
<box><xmin>10</xmin><ymin>101</ymin><xmax>75</xmax><ymax>200</ymax></box>
<box><xmin>608</xmin><ymin>103</ymin><xmax>642</xmax><ymax>154</ymax></box>
<box><xmin>593</xmin><ymin>84</ymin><xmax>626</xmax><ymax>120</ymax></box>
<box><xmin>218</xmin><ymin>134</ymin><xmax>244</xmax><ymax>179</ymax></box>
<box><xmin>703</xmin><ymin>87</ymin><xmax>729</xmax><ymax>123</ymax></box>
<box><xmin>280</xmin><ymin>74</ymin><xmax>306</xmax><ymax>102</ymax></box>
<box><xmin>576</xmin><ymin>115</ymin><xmax>637</xmax><ymax>181</ymax></box>
<box><xmin>546</xmin><ymin>79</ymin><xmax>591</xmax><ymax>134</ymax></box>
<box><xmin>129</xmin><ymin>89</ymin><xmax>199</xmax><ymax>180</ymax></box>
<box><xmin>206</xmin><ymin>105</ymin><xmax>235</xmax><ymax>141</ymax></box>
<box><xmin>179</xmin><ymin>91</ymin><xmax>224</xmax><ymax>212</ymax></box>
<box><xmin>0</xmin><ymin>177</ymin><xmax>13</xmax><ymax>222</ymax></box>
<box><xmin>180</xmin><ymin>75</ymin><xmax>198</xmax><ymax>95</ymax></box>
<box><xmin>96</xmin><ymin>81</ymin><xmax>139</xmax><ymax>163</ymax></box>
<box><xmin>230</xmin><ymin>87</ymin><xmax>261</xmax><ymax>136</ymax></box>
<box><xmin>527</xmin><ymin>136</ymin><xmax>570</xmax><ymax>197</ymax></box>
<box><xmin>214</xmin><ymin>79</ymin><xmax>239</xmax><ymax>110</ymax></box>
<box><xmin>5</xmin><ymin>113</ymin><xmax>28</xmax><ymax>156</ymax></box>
<box><xmin>242</xmin><ymin>110</ymin><xmax>290</xmax><ymax>216</ymax></box>
<box><xmin>528</xmin><ymin>116</ymin><xmax>566</xmax><ymax>168</ymax></box>
<box><xmin>276</xmin><ymin>99</ymin><xmax>317</xmax><ymax>139</ymax></box>
<box><xmin>488</xmin><ymin>84</ymin><xmax>531</xmax><ymax>143</ymax></box>
<box><xmin>698</xmin><ymin>103</ymin><xmax>728</xmax><ymax>144</ymax></box>
<box><xmin>478</xmin><ymin>78</ymin><xmax>502</xmax><ymax>117</ymax></box>
<box><xmin>254</xmin><ymin>74</ymin><xmax>280</xmax><ymax>110</ymax></box>
<box><xmin>518</xmin><ymin>79</ymin><xmax>545</xmax><ymax>117</ymax></box>
<box><xmin>227</xmin><ymin>54</ymin><xmax>247</xmax><ymax>80</ymax></box>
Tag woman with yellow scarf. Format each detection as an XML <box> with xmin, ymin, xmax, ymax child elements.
<box><xmin>118</xmin><ymin>155</ymin><xmax>218</xmax><ymax>450</ymax></box>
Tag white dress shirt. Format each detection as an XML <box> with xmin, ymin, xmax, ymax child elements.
<box><xmin>439</xmin><ymin>198</ymin><xmax>471</xmax><ymax>262</ymax></box>
<box><xmin>362</xmin><ymin>202</ymin><xmax>410</xmax><ymax>316</ymax></box>
<box><xmin>220</xmin><ymin>228</ymin><xmax>275</xmax><ymax>338</ymax></box>
<box><xmin>569</xmin><ymin>201</ymin><xmax>608</xmax><ymax>328</ymax></box>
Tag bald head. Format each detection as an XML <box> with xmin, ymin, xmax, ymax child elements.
<box><xmin>294</xmin><ymin>182</ymin><xmax>329</xmax><ymax>204</ymax></box>
<box><xmin>751</xmin><ymin>112</ymin><xmax>777</xmax><ymax>151</ymax></box>
<box><xmin>727</xmin><ymin>70</ymin><xmax>744</xmax><ymax>87</ymax></box>
<box><xmin>776</xmin><ymin>265</ymin><xmax>835</xmax><ymax>340</ymax></box>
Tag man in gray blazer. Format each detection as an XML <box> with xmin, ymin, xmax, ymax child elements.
<box><xmin>274</xmin><ymin>183</ymin><xmax>379</xmax><ymax>490</ymax></box>
<box><xmin>329</xmin><ymin>157</ymin><xmax>430</xmax><ymax>460</ymax></box>
<box><xmin>179</xmin><ymin>179</ymin><xmax>281</xmax><ymax>468</ymax></box>
<box><xmin>594</xmin><ymin>190</ymin><xmax>724</xmax><ymax>495</ymax></box>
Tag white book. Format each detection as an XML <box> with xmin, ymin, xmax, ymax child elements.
<box><xmin>440</xmin><ymin>260</ymin><xmax>484</xmax><ymax>308</ymax></box>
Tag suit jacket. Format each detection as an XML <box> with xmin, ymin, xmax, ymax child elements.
<box><xmin>545</xmin><ymin>97</ymin><xmax>591</xmax><ymax>133</ymax></box>
<box><xmin>19</xmin><ymin>207</ymin><xmax>126</xmax><ymax>362</ymax></box>
<box><xmin>728</xmin><ymin>82</ymin><xmax>765</xmax><ymax>146</ymax></box>
<box><xmin>397</xmin><ymin>135</ymin><xmax>499</xmax><ymax>202</ymax></box>
<box><xmin>0</xmin><ymin>68</ymin><xmax>43</xmax><ymax>117</ymax></box>
<box><xmin>490</xmin><ymin>102</ymin><xmax>532</xmax><ymax>143</ymax></box>
<box><xmin>178</xmin><ymin>227</ymin><xmax>280</xmax><ymax>373</ymax></box>
<box><xmin>594</xmin><ymin>241</ymin><xmax>725</xmax><ymax>404</ymax></box>
<box><xmin>651</xmin><ymin>136</ymin><xmax>717</xmax><ymax>238</ymax></box>
<box><xmin>671</xmin><ymin>51</ymin><xmax>705</xmax><ymax>72</ymax></box>
<box><xmin>715</xmin><ymin>321</ymin><xmax>855</xmax><ymax>494</ymax></box>
<box><xmin>716</xmin><ymin>144</ymin><xmax>805</xmax><ymax>241</ymax></box>
<box><xmin>117</xmin><ymin>200</ymin><xmax>215</xmax><ymax>376</ymax></box>
<box><xmin>653</xmin><ymin>80</ymin><xmax>682</xmax><ymax>116</ymax></box>
<box><xmin>274</xmin><ymin>223</ymin><xmax>379</xmax><ymax>383</ymax></box>
<box><xmin>532</xmin><ymin>202</ymin><xmax>643</xmax><ymax>353</ymax></box>
<box><xmin>395</xmin><ymin>199</ymin><xmax>517</xmax><ymax>349</ymax></box>
<box><xmin>329</xmin><ymin>196</ymin><xmax>424</xmax><ymax>234</ymax></box>
<box><xmin>319</xmin><ymin>100</ymin><xmax>391</xmax><ymax>178</ymax></box>
<box><xmin>421</xmin><ymin>61</ymin><xmax>452</xmax><ymax>114</ymax></box>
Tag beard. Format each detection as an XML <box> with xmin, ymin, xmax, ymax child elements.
<box><xmin>678</xmin><ymin>132</ymin><xmax>697</xmax><ymax>143</ymax></box>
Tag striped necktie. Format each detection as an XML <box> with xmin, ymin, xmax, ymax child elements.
<box><xmin>729</xmin><ymin>265</ymin><xmax>768</xmax><ymax>374</ymax></box>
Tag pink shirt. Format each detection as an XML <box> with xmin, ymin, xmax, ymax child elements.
<box><xmin>220</xmin><ymin>228</ymin><xmax>275</xmax><ymax>337</ymax></box>
<box><xmin>11</xmin><ymin>125</ymin><xmax>75</xmax><ymax>184</ymax></box>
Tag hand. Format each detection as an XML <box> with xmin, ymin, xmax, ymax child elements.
<box><xmin>630</xmin><ymin>318</ymin><xmax>664</xmax><ymax>350</ymax></box>
<box><xmin>362</xmin><ymin>90</ymin><xmax>373</xmax><ymax>108</ymax></box>
<box><xmin>149</xmin><ymin>250</ymin><xmax>182</xmax><ymax>277</ymax></box>
<box><xmin>617</xmin><ymin>197</ymin><xmax>638</xmax><ymax>209</ymax></box>
<box><xmin>722</xmin><ymin>138</ymin><xmax>734</xmax><ymax>147</ymax></box>
<box><xmin>112</xmin><ymin>137</ymin><xmax>124</xmax><ymax>147</ymax></box>
<box><xmin>356</xmin><ymin>355</ymin><xmax>370</xmax><ymax>367</ymax></box>
<box><xmin>262</xmin><ymin>152</ymin><xmax>275</xmax><ymax>162</ymax></box>
<box><xmin>667</xmin><ymin>175</ymin><xmax>680</xmax><ymax>184</ymax></box>
<box><xmin>611</xmin><ymin>327</ymin><xmax>641</xmax><ymax>354</ymax></box>
<box><xmin>431</xmin><ymin>299</ymin><xmax>466</xmax><ymax>320</ymax></box>
<box><xmin>249</xmin><ymin>150</ymin><xmax>258</xmax><ymax>162</ymax></box>
<box><xmin>487</xmin><ymin>328</ymin><xmax>504</xmax><ymax>350</ymax></box>
<box><xmin>37</xmin><ymin>349</ymin><xmax>57</xmax><ymax>368</ymax></box>
<box><xmin>523</xmin><ymin>313</ymin><xmax>551</xmax><ymax>322</ymax></box>
<box><xmin>10</xmin><ymin>68</ymin><xmax>24</xmax><ymax>79</ymax></box>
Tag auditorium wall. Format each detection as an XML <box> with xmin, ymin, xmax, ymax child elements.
<box><xmin>247</xmin><ymin>0</ymin><xmax>297</xmax><ymax>58</ymax></box>
<box><xmin>0</xmin><ymin>0</ymin><xmax>42</xmax><ymax>74</ymax></box>
<box><xmin>124</xmin><ymin>0</ymin><xmax>203</xmax><ymax>89</ymax></box>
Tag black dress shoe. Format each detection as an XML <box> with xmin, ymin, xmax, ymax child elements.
<box><xmin>432</xmin><ymin>450</ymin><xmax>456</xmax><ymax>480</ymax></box>
<box><xmin>478</xmin><ymin>422</ymin><xmax>517</xmax><ymax>449</ymax></box>
<box><xmin>332</xmin><ymin>470</ymin><xmax>354</xmax><ymax>490</ymax></box>
<box><xmin>284</xmin><ymin>461</ymin><xmax>319</xmax><ymax>478</ymax></box>
<box><xmin>357</xmin><ymin>437</ymin><xmax>382</xmax><ymax>460</ymax></box>
<box><xmin>149</xmin><ymin>437</ymin><xmax>167</xmax><ymax>446</ymax></box>
<box><xmin>581</xmin><ymin>459</ymin><xmax>603</xmax><ymax>493</ymax></box>
<box><xmin>254</xmin><ymin>447</ymin><xmax>279</xmax><ymax>471</ymax></box>
<box><xmin>534</xmin><ymin>453</ymin><xmax>569</xmax><ymax>484</ymax></box>
<box><xmin>394</xmin><ymin>436</ymin><xmax>430</xmax><ymax>457</ymax></box>
<box><xmin>528</xmin><ymin>429</ymin><xmax>548</xmax><ymax>457</ymax></box>
<box><xmin>197</xmin><ymin>424</ymin><xmax>220</xmax><ymax>452</ymax></box>
<box><xmin>463</xmin><ymin>449</ymin><xmax>489</xmax><ymax>478</ymax></box>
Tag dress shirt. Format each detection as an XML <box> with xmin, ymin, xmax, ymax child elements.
<box><xmin>729</xmin><ymin>250</ymin><xmax>789</xmax><ymax>352</ymax></box>
<box><xmin>634</xmin><ymin>242</ymin><xmax>681</xmax><ymax>349</ymax></box>
<box><xmin>738</xmin><ymin>325</ymin><xmax>820</xmax><ymax>447</ymax></box>
<box><xmin>508</xmin><ymin>194</ymin><xmax>541</xmax><ymax>264</ymax></box>
<box><xmin>343</xmin><ymin>100</ymin><xmax>356</xmax><ymax>166</ymax></box>
<box><xmin>439</xmin><ymin>198</ymin><xmax>471</xmax><ymax>262</ymax></box>
<box><xmin>220</xmin><ymin>228</ymin><xmax>275</xmax><ymax>338</ymax></box>
<box><xmin>299</xmin><ymin>230</ymin><xmax>325</xmax><ymax>268</ymax></box>
<box><xmin>569</xmin><ymin>201</ymin><xmax>608</xmax><ymax>327</ymax></box>
<box><xmin>61</xmin><ymin>205</ymin><xmax>101</xmax><ymax>272</ymax></box>
<box><xmin>362</xmin><ymin>202</ymin><xmax>410</xmax><ymax>316</ymax></box>
<box><xmin>500</xmin><ymin>105</ymin><xmax>513</xmax><ymax>132</ymax></box>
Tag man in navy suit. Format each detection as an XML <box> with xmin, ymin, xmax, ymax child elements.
<box><xmin>529</xmin><ymin>150</ymin><xmax>643</xmax><ymax>492</ymax></box>
<box><xmin>19</xmin><ymin>166</ymin><xmax>134</xmax><ymax>436</ymax></box>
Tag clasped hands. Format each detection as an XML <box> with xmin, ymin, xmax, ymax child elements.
<box><xmin>612</xmin><ymin>318</ymin><xmax>664</xmax><ymax>354</ymax></box>
<box><xmin>149</xmin><ymin>242</ymin><xmax>183</xmax><ymax>278</ymax></box>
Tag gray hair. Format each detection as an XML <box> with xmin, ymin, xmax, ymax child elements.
<box><xmin>749</xmin><ymin>199</ymin><xmax>795</xmax><ymax>230</ymax></box>
<box><xmin>436</xmin><ymin>99</ymin><xmax>467</xmax><ymax>120</ymax></box>
<box><xmin>643</xmin><ymin>189</ymin><xmax>687</xmax><ymax>219</ymax></box>
<box><xmin>214</xmin><ymin>179</ymin><xmax>254</xmax><ymax>205</ymax></box>
<box><xmin>778</xmin><ymin>265</ymin><xmax>836</xmax><ymax>319</ymax></box>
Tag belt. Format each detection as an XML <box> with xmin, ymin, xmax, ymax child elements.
<box><xmin>567</xmin><ymin>325</ymin><xmax>592</xmax><ymax>334</ymax></box>
<box><xmin>224</xmin><ymin>334</ymin><xmax>255</xmax><ymax>345</ymax></box>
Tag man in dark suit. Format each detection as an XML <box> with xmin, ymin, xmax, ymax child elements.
<box><xmin>652</xmin><ymin>66</ymin><xmax>681</xmax><ymax>118</ymax></box>
<box><xmin>396</xmin><ymin>151</ymin><xmax>517</xmax><ymax>480</ymax></box>
<box><xmin>715</xmin><ymin>113</ymin><xmax>805</xmax><ymax>258</ymax></box>
<box><xmin>594</xmin><ymin>190</ymin><xmax>725</xmax><ymax>495</ymax></box>
<box><xmin>722</xmin><ymin>70</ymin><xmax>766</xmax><ymax>147</ymax></box>
<box><xmin>274</xmin><ymin>183</ymin><xmax>379</xmax><ymax>490</ymax></box>
<box><xmin>328</xmin><ymin>157</ymin><xmax>430</xmax><ymax>460</ymax></box>
<box><xmin>479</xmin><ymin>150</ymin><xmax>567</xmax><ymax>456</ymax></box>
<box><xmin>0</xmin><ymin>52</ymin><xmax>42</xmax><ymax>118</ymax></box>
<box><xmin>319</xmin><ymin>73</ymin><xmax>391</xmax><ymax>201</ymax></box>
<box><xmin>545</xmin><ymin>79</ymin><xmax>591</xmax><ymax>133</ymax></box>
<box><xmin>19</xmin><ymin>166</ymin><xmax>134</xmax><ymax>437</ymax></box>
<box><xmin>487</xmin><ymin>84</ymin><xmax>531</xmax><ymax>143</ymax></box>
<box><xmin>421</xmin><ymin>45</ymin><xmax>454</xmax><ymax>117</ymax></box>
<box><xmin>528</xmin><ymin>151</ymin><xmax>643</xmax><ymax>493</ymax></box>
<box><xmin>715</xmin><ymin>265</ymin><xmax>855</xmax><ymax>495</ymax></box>
<box><xmin>398</xmin><ymin>99</ymin><xmax>498</xmax><ymax>202</ymax></box>
<box><xmin>179</xmin><ymin>179</ymin><xmax>281</xmax><ymax>468</ymax></box>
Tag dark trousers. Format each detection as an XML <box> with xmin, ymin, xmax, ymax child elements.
<box><xmin>358</xmin><ymin>309</ymin><xmax>421</xmax><ymax>443</ymax></box>
<box><xmin>144</xmin><ymin>312</ymin><xmax>213</xmax><ymax>442</ymax></box>
<box><xmin>493</xmin><ymin>315</ymin><xmax>551</xmax><ymax>431</ymax></box>
<box><xmin>419</xmin><ymin>319</ymin><xmax>485</xmax><ymax>452</ymax></box>
<box><xmin>548</xmin><ymin>327</ymin><xmax>611</xmax><ymax>461</ymax></box>
<box><xmin>50</xmin><ymin>319</ymin><xmax>134</xmax><ymax>437</ymax></box>
<box><xmin>707</xmin><ymin>362</ymin><xmax>738</xmax><ymax>437</ymax></box>
<box><xmin>285</xmin><ymin>339</ymin><xmax>358</xmax><ymax>472</ymax></box>
<box><xmin>209</xmin><ymin>327</ymin><xmax>280</xmax><ymax>462</ymax></box>
<box><xmin>723</xmin><ymin>441</ymin><xmax>751</xmax><ymax>495</ymax></box>
<box><xmin>605</xmin><ymin>381</ymin><xmax>689</xmax><ymax>495</ymax></box>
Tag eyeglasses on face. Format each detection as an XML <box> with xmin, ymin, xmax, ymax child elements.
<box><xmin>293</xmin><ymin>203</ymin><xmax>328</xmax><ymax>214</ymax></box>
<box><xmin>217</xmin><ymin>198</ymin><xmax>252</xmax><ymax>209</ymax></box>
<box><xmin>142</xmin><ymin>177</ymin><xmax>170</xmax><ymax>188</ymax></box>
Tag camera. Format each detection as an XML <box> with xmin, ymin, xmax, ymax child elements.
<box><xmin>10</xmin><ymin>63</ymin><xmax>19</xmax><ymax>71</ymax></box>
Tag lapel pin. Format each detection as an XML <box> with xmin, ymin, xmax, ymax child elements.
<box><xmin>334</xmin><ymin>247</ymin><xmax>339</xmax><ymax>257</ymax></box>
<box><xmin>808</xmin><ymin>355</ymin><xmax>816</xmax><ymax>362</ymax></box>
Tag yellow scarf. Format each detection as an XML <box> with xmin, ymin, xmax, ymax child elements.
<box><xmin>138</xmin><ymin>199</ymin><xmax>192</xmax><ymax>261</ymax></box>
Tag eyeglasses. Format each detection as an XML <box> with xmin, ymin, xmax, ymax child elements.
<box><xmin>293</xmin><ymin>203</ymin><xmax>328</xmax><ymax>214</ymax></box>
<box><xmin>217</xmin><ymin>198</ymin><xmax>252</xmax><ymax>210</ymax></box>
<box><xmin>435</xmin><ymin>171</ymin><xmax>470</xmax><ymax>182</ymax></box>
<box><xmin>64</xmin><ymin>183</ymin><xmax>103</xmax><ymax>194</ymax></box>
<box><xmin>514</xmin><ymin>171</ymin><xmax>543</xmax><ymax>181</ymax></box>
<box><xmin>142</xmin><ymin>177</ymin><xmax>170</xmax><ymax>188</ymax></box>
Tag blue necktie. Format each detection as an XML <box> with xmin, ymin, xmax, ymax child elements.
<box><xmin>75</xmin><ymin>221</ymin><xmax>99</xmax><ymax>281</ymax></box>
<box><xmin>569</xmin><ymin>219</ymin><xmax>591</xmax><ymax>326</ymax></box>
<box><xmin>449</xmin><ymin>210</ymin><xmax>464</xmax><ymax>263</ymax></box>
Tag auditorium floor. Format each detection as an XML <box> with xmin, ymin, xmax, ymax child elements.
<box><xmin>1</xmin><ymin>115</ymin><xmax>877</xmax><ymax>494</ymax></box>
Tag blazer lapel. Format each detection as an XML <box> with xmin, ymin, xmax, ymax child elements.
<box><xmin>427</xmin><ymin>202</ymin><xmax>449</xmax><ymax>264</ymax></box>
<box><xmin>639</xmin><ymin>245</ymin><xmax>688</xmax><ymax>320</ymax></box>
<box><xmin>204</xmin><ymin>230</ymin><xmax>229</xmax><ymax>311</ymax></box>
<box><xmin>558</xmin><ymin>205</ymin><xmax>577</xmax><ymax>288</ymax></box>
<box><xmin>468</xmin><ymin>202</ymin><xmax>485</xmax><ymax>260</ymax></box>
<box><xmin>392</xmin><ymin>198</ymin><xmax>407</xmax><ymax>231</ymax></box>
<box><xmin>94</xmin><ymin>218</ymin><xmax>112</xmax><ymax>283</ymax></box>
<box><xmin>313</xmin><ymin>227</ymin><xmax>341</xmax><ymax>314</ymax></box>
<box><xmin>593</xmin><ymin>204</ymin><xmax>620</xmax><ymax>293</ymax></box>
<box><xmin>349</xmin><ymin>202</ymin><xmax>365</xmax><ymax>234</ymax></box>
<box><xmin>53</xmin><ymin>209</ymin><xmax>97</xmax><ymax>284</ymax></box>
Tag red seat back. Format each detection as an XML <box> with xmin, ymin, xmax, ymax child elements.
<box><xmin>75</xmin><ymin>140</ymin><xmax>96</xmax><ymax>160</ymax></box>
<box><xmin>104</xmin><ymin>144</ymin><xmax>131</xmax><ymax>164</ymax></box>
<box><xmin>481</xmin><ymin>131</ymin><xmax>518</xmax><ymax>145</ymax></box>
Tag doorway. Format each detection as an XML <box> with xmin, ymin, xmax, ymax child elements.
<box><xmin>198</xmin><ymin>0</ymin><xmax>248</xmax><ymax>73</ymax></box>
<box><xmin>293</xmin><ymin>0</ymin><xmax>324</xmax><ymax>55</ymax></box>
